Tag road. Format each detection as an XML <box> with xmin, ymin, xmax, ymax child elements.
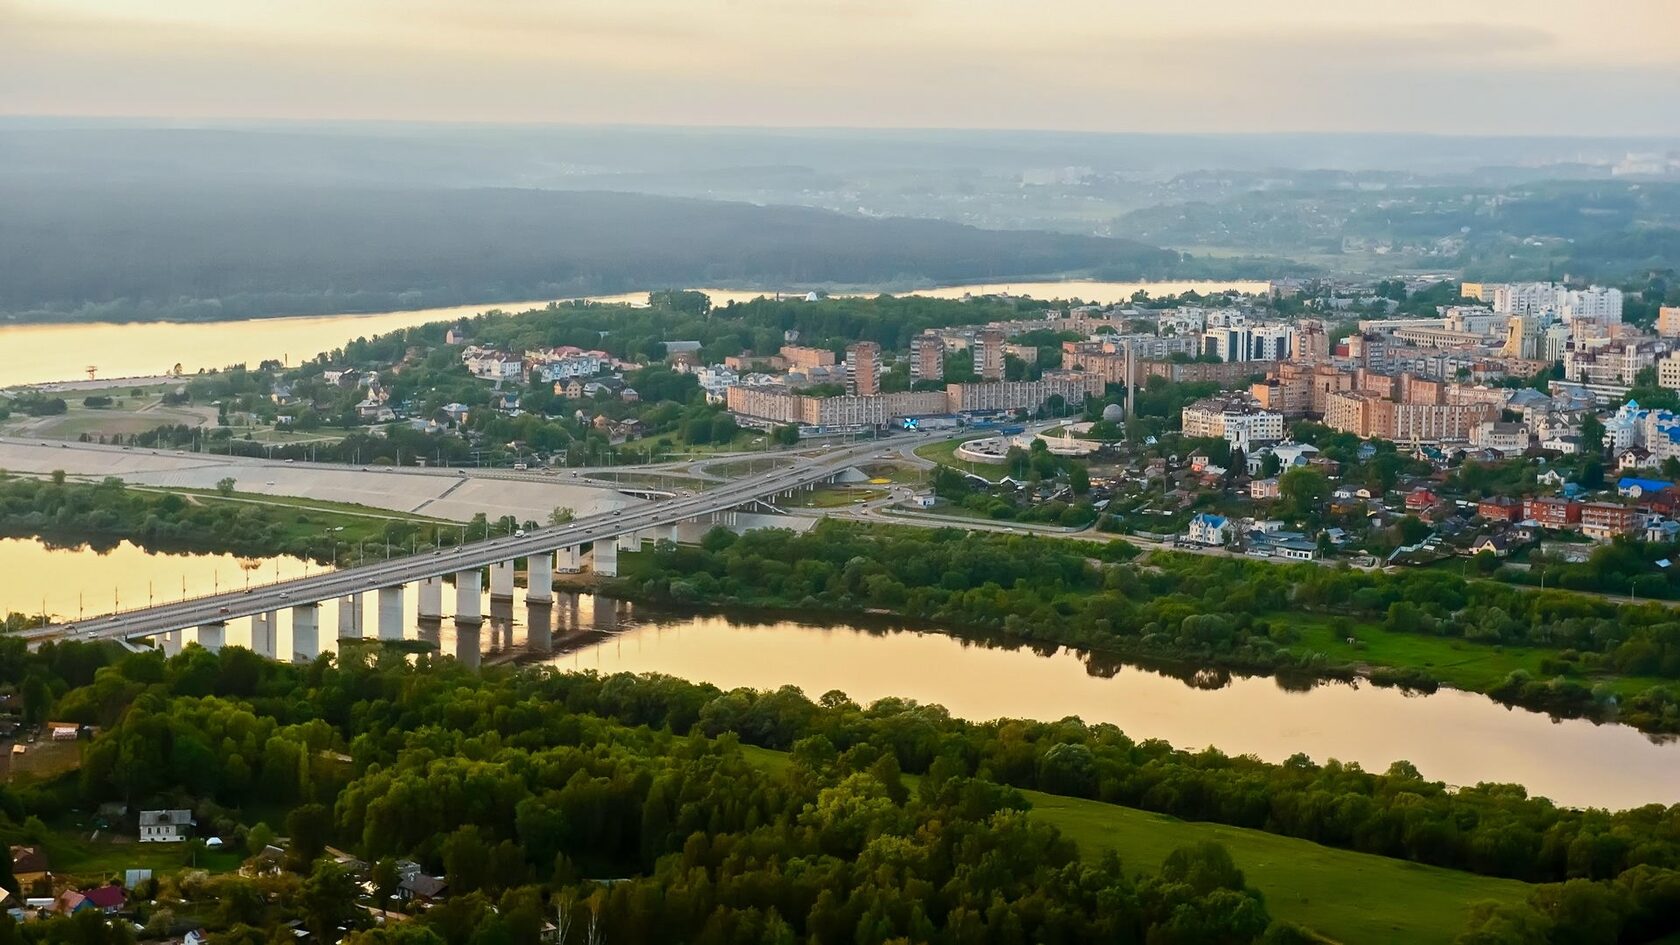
<box><xmin>17</xmin><ymin>438</ymin><xmax>914</xmax><ymax>647</ymax></box>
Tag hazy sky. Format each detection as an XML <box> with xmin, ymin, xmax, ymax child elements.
<box><xmin>4</xmin><ymin>0</ymin><xmax>1679</xmax><ymax>134</ymax></box>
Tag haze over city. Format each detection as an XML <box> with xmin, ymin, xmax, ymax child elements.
<box><xmin>4</xmin><ymin>0</ymin><xmax>1680</xmax><ymax>133</ymax></box>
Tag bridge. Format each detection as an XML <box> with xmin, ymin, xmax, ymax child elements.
<box><xmin>20</xmin><ymin>442</ymin><xmax>890</xmax><ymax>656</ymax></box>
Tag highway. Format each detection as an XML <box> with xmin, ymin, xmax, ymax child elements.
<box><xmin>20</xmin><ymin>440</ymin><xmax>891</xmax><ymax>647</ymax></box>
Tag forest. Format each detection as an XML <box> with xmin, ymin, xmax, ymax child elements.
<box><xmin>0</xmin><ymin>184</ymin><xmax>1201</xmax><ymax>323</ymax></box>
<box><xmin>0</xmin><ymin>642</ymin><xmax>1677</xmax><ymax>944</ymax></box>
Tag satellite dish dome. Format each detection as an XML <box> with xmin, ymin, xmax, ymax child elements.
<box><xmin>1101</xmin><ymin>403</ymin><xmax>1125</xmax><ymax>422</ymax></box>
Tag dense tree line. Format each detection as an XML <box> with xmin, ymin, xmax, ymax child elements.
<box><xmin>623</xmin><ymin>523</ymin><xmax>1680</xmax><ymax>732</ymax></box>
<box><xmin>1</xmin><ymin>643</ymin><xmax>1304</xmax><ymax>945</ymax></box>
<box><xmin>2</xmin><ymin>643</ymin><xmax>1679</xmax><ymax>943</ymax></box>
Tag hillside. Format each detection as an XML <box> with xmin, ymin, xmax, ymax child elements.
<box><xmin>0</xmin><ymin>183</ymin><xmax>1198</xmax><ymax>323</ymax></box>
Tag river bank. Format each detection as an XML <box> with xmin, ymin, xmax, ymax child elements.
<box><xmin>0</xmin><ymin>279</ymin><xmax>1266</xmax><ymax>386</ymax></box>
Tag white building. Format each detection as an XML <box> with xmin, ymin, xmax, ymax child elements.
<box><xmin>1470</xmin><ymin>420</ymin><xmax>1529</xmax><ymax>453</ymax></box>
<box><xmin>1200</xmin><ymin>322</ymin><xmax>1295</xmax><ymax>363</ymax></box>
<box><xmin>1181</xmin><ymin>393</ymin><xmax>1285</xmax><ymax>452</ymax></box>
<box><xmin>1185</xmin><ymin>513</ymin><xmax>1232</xmax><ymax>547</ymax></box>
<box><xmin>139</xmin><ymin>810</ymin><xmax>193</xmax><ymax>843</ymax></box>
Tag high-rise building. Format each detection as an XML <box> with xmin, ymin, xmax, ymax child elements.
<box><xmin>910</xmin><ymin>333</ymin><xmax>944</xmax><ymax>382</ymax></box>
<box><xmin>974</xmin><ymin>329</ymin><xmax>1006</xmax><ymax>380</ymax></box>
<box><xmin>846</xmin><ymin>341</ymin><xmax>881</xmax><ymax>396</ymax></box>
<box><xmin>1657</xmin><ymin>307</ymin><xmax>1680</xmax><ymax>339</ymax></box>
<box><xmin>1292</xmin><ymin>320</ymin><xmax>1329</xmax><ymax>362</ymax></box>
<box><xmin>1202</xmin><ymin>322</ymin><xmax>1294</xmax><ymax>363</ymax></box>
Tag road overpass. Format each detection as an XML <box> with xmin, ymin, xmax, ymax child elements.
<box><xmin>20</xmin><ymin>442</ymin><xmax>889</xmax><ymax>655</ymax></box>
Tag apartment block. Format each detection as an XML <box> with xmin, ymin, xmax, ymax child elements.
<box><xmin>1524</xmin><ymin>496</ymin><xmax>1582</xmax><ymax>529</ymax></box>
<box><xmin>1580</xmin><ymin>502</ymin><xmax>1637</xmax><ymax>540</ymax></box>
<box><xmin>845</xmin><ymin>341</ymin><xmax>880</xmax><ymax>396</ymax></box>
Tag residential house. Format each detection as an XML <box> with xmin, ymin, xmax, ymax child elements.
<box><xmin>1581</xmin><ymin>502</ymin><xmax>1638</xmax><ymax>540</ymax></box>
<box><xmin>81</xmin><ymin>886</ymin><xmax>125</xmax><ymax>915</ymax></box>
<box><xmin>1618</xmin><ymin>447</ymin><xmax>1653</xmax><ymax>471</ymax></box>
<box><xmin>1470</xmin><ymin>534</ymin><xmax>1513</xmax><ymax>557</ymax></box>
<box><xmin>9</xmin><ymin>846</ymin><xmax>51</xmax><ymax>894</ymax></box>
<box><xmin>138</xmin><ymin>809</ymin><xmax>193</xmax><ymax>843</ymax></box>
<box><xmin>619</xmin><ymin>387</ymin><xmax>640</xmax><ymax>404</ymax></box>
<box><xmin>1307</xmin><ymin>455</ymin><xmax>1341</xmax><ymax>477</ymax></box>
<box><xmin>398</xmin><ymin>874</ymin><xmax>449</xmax><ymax>904</ymax></box>
<box><xmin>1524</xmin><ymin>497</ymin><xmax>1582</xmax><ymax>529</ymax></box>
<box><xmin>55</xmin><ymin>892</ymin><xmax>89</xmax><ymax>916</ymax></box>
<box><xmin>1476</xmin><ymin>497</ymin><xmax>1523</xmax><ymax>523</ymax></box>
<box><xmin>1541</xmin><ymin>434</ymin><xmax>1581</xmax><ymax>454</ymax></box>
<box><xmin>1404</xmin><ymin>488</ymin><xmax>1440</xmax><ymax>513</ymax></box>
<box><xmin>1618</xmin><ymin>477</ymin><xmax>1676</xmax><ymax>500</ymax></box>
<box><xmin>1249</xmin><ymin>478</ymin><xmax>1280</xmax><ymax>500</ymax></box>
<box><xmin>1185</xmin><ymin>513</ymin><xmax>1231</xmax><ymax>547</ymax></box>
<box><xmin>556</xmin><ymin>378</ymin><xmax>587</xmax><ymax>399</ymax></box>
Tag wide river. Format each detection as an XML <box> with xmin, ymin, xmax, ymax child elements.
<box><xmin>3</xmin><ymin>536</ymin><xmax>1676</xmax><ymax>811</ymax></box>
<box><xmin>0</xmin><ymin>280</ymin><xmax>1266</xmax><ymax>387</ymax></box>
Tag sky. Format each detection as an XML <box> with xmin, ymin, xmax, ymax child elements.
<box><xmin>4</xmin><ymin>0</ymin><xmax>1679</xmax><ymax>135</ymax></box>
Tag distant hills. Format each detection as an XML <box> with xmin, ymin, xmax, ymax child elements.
<box><xmin>0</xmin><ymin>183</ymin><xmax>1232</xmax><ymax>323</ymax></box>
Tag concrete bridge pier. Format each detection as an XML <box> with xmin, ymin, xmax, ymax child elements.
<box><xmin>292</xmin><ymin>604</ymin><xmax>320</xmax><ymax>663</ymax></box>
<box><xmin>557</xmin><ymin>546</ymin><xmax>581</xmax><ymax>572</ymax></box>
<box><xmin>338</xmin><ymin>593</ymin><xmax>363</xmax><ymax>639</ymax></box>
<box><xmin>616</xmin><ymin>530</ymin><xmax>642</xmax><ymax>553</ymax></box>
<box><xmin>377</xmin><ymin>586</ymin><xmax>404</xmax><ymax>640</ymax></box>
<box><xmin>418</xmin><ymin>575</ymin><xmax>445</xmax><ymax>619</ymax></box>
<box><xmin>198</xmin><ymin>621</ymin><xmax>226</xmax><ymax>652</ymax></box>
<box><xmin>592</xmin><ymin>540</ymin><xmax>618</xmax><ymax>578</ymax></box>
<box><xmin>417</xmin><ymin>616</ymin><xmax>443</xmax><ymax>649</ymax></box>
<box><xmin>251</xmin><ymin>611</ymin><xmax>278</xmax><ymax>659</ymax></box>
<box><xmin>455</xmin><ymin>569</ymin><xmax>483</xmax><ymax>623</ymax></box>
<box><xmin>490</xmin><ymin>560</ymin><xmax>516</xmax><ymax>600</ymax></box>
<box><xmin>158</xmin><ymin>629</ymin><xmax>182</xmax><ymax>658</ymax></box>
<box><xmin>526</xmin><ymin>551</ymin><xmax>553</xmax><ymax>604</ymax></box>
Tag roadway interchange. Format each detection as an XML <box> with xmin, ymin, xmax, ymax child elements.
<box><xmin>19</xmin><ymin>440</ymin><xmax>891</xmax><ymax>648</ymax></box>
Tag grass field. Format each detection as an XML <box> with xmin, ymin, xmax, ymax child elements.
<box><xmin>1282</xmin><ymin>613</ymin><xmax>1666</xmax><ymax>700</ymax></box>
<box><xmin>787</xmin><ymin>487</ymin><xmax>885</xmax><ymax>509</ymax></box>
<box><xmin>740</xmin><ymin>745</ymin><xmax>1529</xmax><ymax>944</ymax></box>
<box><xmin>912</xmin><ymin>437</ymin><xmax>1008</xmax><ymax>482</ymax></box>
<box><xmin>32</xmin><ymin>826</ymin><xmax>244</xmax><ymax>882</ymax></box>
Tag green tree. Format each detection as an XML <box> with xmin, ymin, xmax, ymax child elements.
<box><xmin>301</xmin><ymin>860</ymin><xmax>360</xmax><ymax>939</ymax></box>
<box><xmin>1278</xmin><ymin>467</ymin><xmax>1330</xmax><ymax>521</ymax></box>
<box><xmin>216</xmin><ymin>477</ymin><xmax>237</xmax><ymax>497</ymax></box>
<box><xmin>1580</xmin><ymin>414</ymin><xmax>1606</xmax><ymax>458</ymax></box>
<box><xmin>286</xmin><ymin>803</ymin><xmax>332</xmax><ymax>871</ymax></box>
<box><xmin>371</xmin><ymin>857</ymin><xmax>400</xmax><ymax>916</ymax></box>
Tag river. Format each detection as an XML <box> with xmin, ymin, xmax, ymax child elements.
<box><xmin>2</xmin><ymin>536</ymin><xmax>1676</xmax><ymax>810</ymax></box>
<box><xmin>0</xmin><ymin>280</ymin><xmax>1267</xmax><ymax>387</ymax></box>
